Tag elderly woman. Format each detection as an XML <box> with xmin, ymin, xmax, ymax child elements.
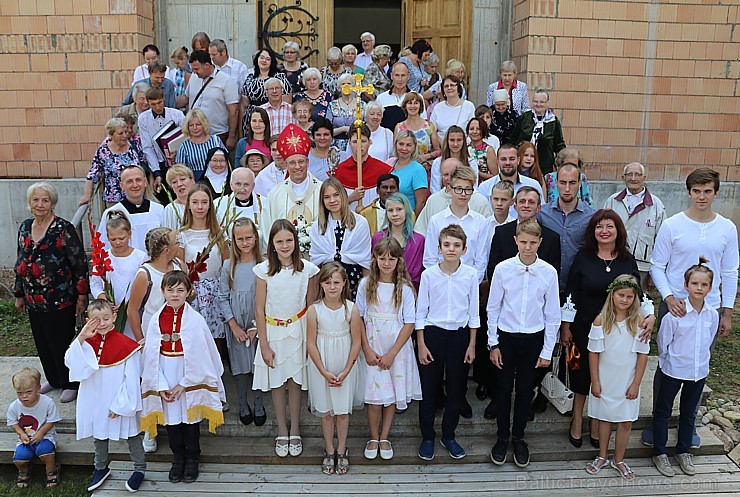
<box><xmin>561</xmin><ymin>209</ymin><xmax>654</xmax><ymax>448</ymax></box>
<box><xmin>423</xmin><ymin>59</ymin><xmax>467</xmax><ymax>105</ymax></box>
<box><xmin>363</xmin><ymin>44</ymin><xmax>392</xmax><ymax>94</ymax></box>
<box><xmin>398</xmin><ymin>39</ymin><xmax>433</xmax><ymax>93</ymax></box>
<box><xmin>117</xmin><ymin>81</ymin><xmax>150</xmax><ymax>125</ymax></box>
<box><xmin>292</xmin><ymin>99</ymin><xmax>314</xmax><ymax>133</ymax></box>
<box><xmin>15</xmin><ymin>182</ymin><xmax>88</xmax><ymax>403</ymax></box>
<box><xmin>326</xmin><ymin>73</ymin><xmax>366</xmax><ymax>151</ymax></box>
<box><xmin>79</xmin><ymin>117</ymin><xmax>147</xmax><ymax>206</ymax></box>
<box><xmin>543</xmin><ymin>147</ymin><xmax>593</xmax><ymax>205</ymax></box>
<box><xmin>176</xmin><ymin>109</ymin><xmax>226</xmax><ymax>181</ymax></box>
<box><xmin>366</xmin><ymin>101</ymin><xmax>393</xmax><ymax>162</ymax></box>
<box><xmin>293</xmin><ymin>67</ymin><xmax>333</xmax><ymax>121</ymax></box>
<box><xmin>199</xmin><ymin>146</ymin><xmax>232</xmax><ymax>200</ymax></box>
<box><xmin>486</xmin><ymin>60</ymin><xmax>530</xmax><ymax>116</ymax></box>
<box><xmin>342</xmin><ymin>44</ymin><xmax>364</xmax><ymax>75</ymax></box>
<box><xmin>422</xmin><ymin>52</ymin><xmax>441</xmax><ymax>91</ymax></box>
<box><xmin>510</xmin><ymin>89</ymin><xmax>566</xmax><ymax>175</ymax></box>
<box><xmin>308</xmin><ymin>117</ymin><xmax>341</xmax><ymax>181</ymax></box>
<box><xmin>395</xmin><ymin>92</ymin><xmax>441</xmax><ymax>169</ymax></box>
<box><xmin>321</xmin><ymin>47</ymin><xmax>353</xmax><ymax>96</ymax></box>
<box><xmin>279</xmin><ymin>41</ymin><xmax>308</xmax><ymax>95</ymax></box>
<box><xmin>429</xmin><ymin>75</ymin><xmax>476</xmax><ymax>141</ymax></box>
<box><xmin>240</xmin><ymin>49</ymin><xmax>291</xmax><ymax>132</ymax></box>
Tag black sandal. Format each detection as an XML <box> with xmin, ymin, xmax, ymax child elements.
<box><xmin>16</xmin><ymin>469</ymin><xmax>30</xmax><ymax>488</ymax></box>
<box><xmin>321</xmin><ymin>450</ymin><xmax>336</xmax><ymax>475</ymax></box>
<box><xmin>46</xmin><ymin>465</ymin><xmax>61</xmax><ymax>488</ymax></box>
<box><xmin>336</xmin><ymin>449</ymin><xmax>349</xmax><ymax>475</ymax></box>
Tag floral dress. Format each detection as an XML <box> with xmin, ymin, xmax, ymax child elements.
<box><xmin>320</xmin><ymin>66</ymin><xmax>352</xmax><ymax>96</ymax></box>
<box><xmin>293</xmin><ymin>90</ymin><xmax>333</xmax><ymax>122</ymax></box>
<box><xmin>86</xmin><ymin>140</ymin><xmax>147</xmax><ymax>203</ymax></box>
<box><xmin>326</xmin><ymin>99</ymin><xmax>366</xmax><ymax>152</ymax></box>
<box><xmin>468</xmin><ymin>143</ymin><xmax>491</xmax><ymax>181</ymax></box>
<box><xmin>396</xmin><ymin>120</ymin><xmax>436</xmax><ymax>163</ymax></box>
<box><xmin>279</xmin><ymin>62</ymin><xmax>308</xmax><ymax>95</ymax></box>
<box><xmin>356</xmin><ymin>279</ymin><xmax>422</xmax><ymax>409</ymax></box>
<box><xmin>177</xmin><ymin>229</ymin><xmax>227</xmax><ymax>339</ymax></box>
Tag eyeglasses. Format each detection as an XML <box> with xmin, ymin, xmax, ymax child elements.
<box><xmin>286</xmin><ymin>159</ymin><xmax>308</xmax><ymax>167</ymax></box>
<box><xmin>624</xmin><ymin>173</ymin><xmax>644</xmax><ymax>178</ymax></box>
<box><xmin>258</xmin><ymin>55</ymin><xmax>271</xmax><ymax>61</ymax></box>
<box><xmin>283</xmin><ymin>51</ymin><xmax>297</xmax><ymax>55</ymax></box>
<box><xmin>451</xmin><ymin>186</ymin><xmax>474</xmax><ymax>195</ymax></box>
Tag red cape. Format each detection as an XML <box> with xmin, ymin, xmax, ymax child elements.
<box><xmin>85</xmin><ymin>328</ymin><xmax>141</xmax><ymax>367</ymax></box>
<box><xmin>334</xmin><ymin>156</ymin><xmax>392</xmax><ymax>189</ymax></box>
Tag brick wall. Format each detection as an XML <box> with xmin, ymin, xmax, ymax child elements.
<box><xmin>512</xmin><ymin>0</ymin><xmax>739</xmax><ymax>182</ymax></box>
<box><xmin>0</xmin><ymin>0</ymin><xmax>154</xmax><ymax>179</ymax></box>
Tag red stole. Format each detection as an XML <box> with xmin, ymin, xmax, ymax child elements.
<box><xmin>334</xmin><ymin>156</ymin><xmax>392</xmax><ymax>189</ymax></box>
<box><xmin>159</xmin><ymin>305</ymin><xmax>185</xmax><ymax>356</ymax></box>
<box><xmin>85</xmin><ymin>328</ymin><xmax>141</xmax><ymax>368</ymax></box>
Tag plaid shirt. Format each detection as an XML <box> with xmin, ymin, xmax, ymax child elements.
<box><xmin>260</xmin><ymin>101</ymin><xmax>296</xmax><ymax>136</ymax></box>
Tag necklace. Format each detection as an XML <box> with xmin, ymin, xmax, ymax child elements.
<box><xmin>604</xmin><ymin>257</ymin><xmax>614</xmax><ymax>273</ymax></box>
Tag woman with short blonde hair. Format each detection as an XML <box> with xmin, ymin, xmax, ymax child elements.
<box><xmin>176</xmin><ymin>109</ymin><xmax>226</xmax><ymax>180</ymax></box>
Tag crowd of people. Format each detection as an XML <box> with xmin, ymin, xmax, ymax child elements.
<box><xmin>9</xmin><ymin>29</ymin><xmax>738</xmax><ymax>491</ymax></box>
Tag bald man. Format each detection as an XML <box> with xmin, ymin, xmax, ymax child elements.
<box><xmin>603</xmin><ymin>162</ymin><xmax>665</xmax><ymax>289</ymax></box>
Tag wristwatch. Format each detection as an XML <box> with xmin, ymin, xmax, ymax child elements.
<box><xmin>487</xmin><ymin>344</ymin><xmax>499</xmax><ymax>351</ymax></box>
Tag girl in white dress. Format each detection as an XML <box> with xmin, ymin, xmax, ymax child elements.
<box><xmin>306</xmin><ymin>263</ymin><xmax>363</xmax><ymax>475</ymax></box>
<box><xmin>586</xmin><ymin>275</ymin><xmax>650</xmax><ymax>480</ymax></box>
<box><xmin>357</xmin><ymin>237</ymin><xmax>421</xmax><ymax>461</ymax></box>
<box><xmin>177</xmin><ymin>184</ymin><xmax>229</xmax><ymax>345</ymax></box>
<box><xmin>254</xmin><ymin>219</ymin><xmax>319</xmax><ymax>458</ymax></box>
<box><xmin>90</xmin><ymin>211</ymin><xmax>147</xmax><ymax>339</ymax></box>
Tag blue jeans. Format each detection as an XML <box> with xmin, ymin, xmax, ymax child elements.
<box><xmin>652</xmin><ymin>369</ymin><xmax>705</xmax><ymax>456</ymax></box>
<box><xmin>13</xmin><ymin>439</ymin><xmax>55</xmax><ymax>461</ymax></box>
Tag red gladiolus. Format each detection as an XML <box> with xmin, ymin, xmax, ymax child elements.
<box><xmin>90</xmin><ymin>232</ymin><xmax>113</xmax><ymax>278</ymax></box>
<box><xmin>186</xmin><ymin>250</ymin><xmax>208</xmax><ymax>283</ymax></box>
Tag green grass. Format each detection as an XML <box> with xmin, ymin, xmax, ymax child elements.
<box><xmin>0</xmin><ymin>299</ymin><xmax>36</xmax><ymax>357</ymax></box>
<box><xmin>0</xmin><ymin>464</ymin><xmax>89</xmax><ymax>496</ymax></box>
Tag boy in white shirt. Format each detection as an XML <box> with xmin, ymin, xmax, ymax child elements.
<box><xmin>652</xmin><ymin>260</ymin><xmax>718</xmax><ymax>478</ymax></box>
<box><xmin>487</xmin><ymin>219</ymin><xmax>560</xmax><ymax>468</ymax></box>
<box><xmin>416</xmin><ymin>224</ymin><xmax>479</xmax><ymax>461</ymax></box>
<box><xmin>424</xmin><ymin>165</ymin><xmax>489</xmax><ymax>283</ymax></box>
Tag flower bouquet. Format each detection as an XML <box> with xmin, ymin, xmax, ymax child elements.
<box><xmin>293</xmin><ymin>215</ymin><xmax>311</xmax><ymax>255</ymax></box>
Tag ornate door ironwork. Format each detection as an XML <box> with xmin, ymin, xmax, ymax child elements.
<box><xmin>258</xmin><ymin>0</ymin><xmax>320</xmax><ymax>62</ymax></box>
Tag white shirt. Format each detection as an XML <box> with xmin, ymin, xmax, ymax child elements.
<box><xmin>429</xmin><ymin>157</ymin><xmax>479</xmax><ymax>194</ymax></box>
<box><xmin>657</xmin><ymin>302</ymin><xmax>719</xmax><ymax>381</ymax></box>
<box><xmin>480</xmin><ymin>213</ymin><xmax>517</xmax><ymax>265</ymax></box>
<box><xmin>355</xmin><ymin>52</ymin><xmax>374</xmax><ymax>70</ymax></box>
<box><xmin>650</xmin><ymin>212</ymin><xmax>738</xmax><ymax>309</ymax></box>
<box><xmin>429</xmin><ymin>100</ymin><xmax>476</xmax><ymax>141</ymax></box>
<box><xmin>487</xmin><ymin>255</ymin><xmax>561</xmax><ymax>360</ymax></box>
<box><xmin>185</xmin><ymin>68</ymin><xmax>240</xmax><ymax>135</ymax></box>
<box><xmin>423</xmin><ymin>207</ymin><xmax>489</xmax><ymax>283</ymax></box>
<box><xmin>414</xmin><ymin>189</ymin><xmax>492</xmax><ymax>236</ymax></box>
<box><xmin>137</xmin><ymin>107</ymin><xmax>185</xmax><ymax>172</ymax></box>
<box><xmin>415</xmin><ymin>263</ymin><xmax>480</xmax><ymax>331</ymax></box>
<box><xmin>479</xmin><ymin>173</ymin><xmax>545</xmax><ymax>217</ymax></box>
<box><xmin>254</xmin><ymin>161</ymin><xmax>286</xmax><ymax>198</ymax></box>
<box><xmin>369</xmin><ymin>126</ymin><xmax>394</xmax><ymax>162</ymax></box>
<box><xmin>624</xmin><ymin>188</ymin><xmax>646</xmax><ymax>215</ymax></box>
<box><xmin>376</xmin><ymin>90</ymin><xmax>428</xmax><ymax>118</ymax></box>
<box><xmin>217</xmin><ymin>57</ymin><xmax>249</xmax><ymax>90</ymax></box>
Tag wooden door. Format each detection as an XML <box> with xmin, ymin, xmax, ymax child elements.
<box><xmin>403</xmin><ymin>0</ymin><xmax>472</xmax><ymax>80</ymax></box>
<box><xmin>259</xmin><ymin>0</ymin><xmax>334</xmax><ymax>69</ymax></box>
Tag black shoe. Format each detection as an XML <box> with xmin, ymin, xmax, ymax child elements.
<box><xmin>484</xmin><ymin>399</ymin><xmax>497</xmax><ymax>420</ymax></box>
<box><xmin>532</xmin><ymin>392</ymin><xmax>548</xmax><ymax>413</ymax></box>
<box><xmin>254</xmin><ymin>412</ymin><xmax>267</xmax><ymax>426</ymax></box>
<box><xmin>460</xmin><ymin>397</ymin><xmax>473</xmax><ymax>419</ymax></box>
<box><xmin>239</xmin><ymin>411</ymin><xmax>254</xmax><ymax>426</ymax></box>
<box><xmin>590</xmin><ymin>436</ymin><xmax>600</xmax><ymax>449</ymax></box>
<box><xmin>528</xmin><ymin>405</ymin><xmax>535</xmax><ymax>421</ymax></box>
<box><xmin>475</xmin><ymin>384</ymin><xmax>488</xmax><ymax>401</ymax></box>
<box><xmin>168</xmin><ymin>461</ymin><xmax>184</xmax><ymax>483</ymax></box>
<box><xmin>490</xmin><ymin>438</ymin><xmax>508</xmax><ymax>465</ymax></box>
<box><xmin>569</xmin><ymin>418</ymin><xmax>583</xmax><ymax>448</ymax></box>
<box><xmin>182</xmin><ymin>460</ymin><xmax>199</xmax><ymax>483</ymax></box>
<box><xmin>512</xmin><ymin>438</ymin><xmax>530</xmax><ymax>468</ymax></box>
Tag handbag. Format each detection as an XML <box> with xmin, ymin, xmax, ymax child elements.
<box><xmin>540</xmin><ymin>344</ymin><xmax>574</xmax><ymax>414</ymax></box>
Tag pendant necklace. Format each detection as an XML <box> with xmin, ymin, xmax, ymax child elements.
<box><xmin>604</xmin><ymin>258</ymin><xmax>614</xmax><ymax>273</ymax></box>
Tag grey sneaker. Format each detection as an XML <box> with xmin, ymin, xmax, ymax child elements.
<box><xmin>652</xmin><ymin>454</ymin><xmax>675</xmax><ymax>477</ymax></box>
<box><xmin>675</xmin><ymin>453</ymin><xmax>696</xmax><ymax>476</ymax></box>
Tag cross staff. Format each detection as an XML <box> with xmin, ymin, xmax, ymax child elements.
<box><xmin>342</xmin><ymin>74</ymin><xmax>375</xmax><ymax>188</ymax></box>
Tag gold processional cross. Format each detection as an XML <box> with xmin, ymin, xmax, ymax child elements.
<box><xmin>341</xmin><ymin>74</ymin><xmax>375</xmax><ymax>187</ymax></box>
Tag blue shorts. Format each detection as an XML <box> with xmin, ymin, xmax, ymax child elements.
<box><xmin>13</xmin><ymin>439</ymin><xmax>56</xmax><ymax>461</ymax></box>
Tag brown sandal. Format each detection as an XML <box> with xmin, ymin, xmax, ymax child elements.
<box><xmin>45</xmin><ymin>465</ymin><xmax>61</xmax><ymax>488</ymax></box>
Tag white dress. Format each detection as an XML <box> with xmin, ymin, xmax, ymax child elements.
<box><xmin>162</xmin><ymin>202</ymin><xmax>185</xmax><ymax>231</ymax></box>
<box><xmin>90</xmin><ymin>249</ymin><xmax>147</xmax><ymax>339</ymax></box>
<box><xmin>587</xmin><ymin>321</ymin><xmax>650</xmax><ymax>422</ymax></box>
<box><xmin>178</xmin><ymin>229</ymin><xmax>226</xmax><ymax>339</ymax></box>
<box><xmin>252</xmin><ymin>260</ymin><xmax>320</xmax><ymax>391</ymax></box>
<box><xmin>356</xmin><ymin>280</ymin><xmax>422</xmax><ymax>409</ymax></box>
<box><xmin>307</xmin><ymin>301</ymin><xmax>363</xmax><ymax>416</ymax></box>
<box><xmin>138</xmin><ymin>263</ymin><xmax>166</xmax><ymax>340</ymax></box>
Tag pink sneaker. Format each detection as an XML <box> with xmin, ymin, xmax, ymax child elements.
<box><xmin>40</xmin><ymin>382</ymin><xmax>54</xmax><ymax>394</ymax></box>
<box><xmin>60</xmin><ymin>389</ymin><xmax>77</xmax><ymax>403</ymax></box>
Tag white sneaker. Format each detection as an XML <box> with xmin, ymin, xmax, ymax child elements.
<box><xmin>143</xmin><ymin>434</ymin><xmax>157</xmax><ymax>453</ymax></box>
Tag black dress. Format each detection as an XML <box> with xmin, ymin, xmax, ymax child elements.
<box><xmin>564</xmin><ymin>251</ymin><xmax>640</xmax><ymax>395</ymax></box>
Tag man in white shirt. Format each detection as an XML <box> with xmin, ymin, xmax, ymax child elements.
<box><xmin>137</xmin><ymin>87</ymin><xmax>184</xmax><ymax>193</ymax></box>
<box><xmin>208</xmin><ymin>39</ymin><xmax>249</xmax><ymax>91</ymax></box>
<box><xmin>177</xmin><ymin>50</ymin><xmax>240</xmax><ymax>150</ymax></box>
<box><xmin>424</xmin><ymin>165</ymin><xmax>489</xmax><ymax>283</ymax></box>
<box><xmin>99</xmin><ymin>165</ymin><xmax>164</xmax><ymax>252</ymax></box>
<box><xmin>603</xmin><ymin>162</ymin><xmax>666</xmax><ymax>290</ymax></box>
<box><xmin>376</xmin><ymin>62</ymin><xmax>426</xmax><ymax>131</ymax></box>
<box><xmin>479</xmin><ymin>144</ymin><xmax>544</xmax><ymax>216</ymax></box>
<box><xmin>643</xmin><ymin>167</ymin><xmax>739</xmax><ymax>449</ymax></box>
<box><xmin>355</xmin><ymin>32</ymin><xmax>376</xmax><ymax>70</ymax></box>
<box><xmin>415</xmin><ymin>158</ymin><xmax>492</xmax><ymax>236</ymax></box>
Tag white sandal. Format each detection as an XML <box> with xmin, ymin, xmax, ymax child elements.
<box><xmin>364</xmin><ymin>439</ymin><xmax>379</xmax><ymax>460</ymax></box>
<box><xmin>611</xmin><ymin>460</ymin><xmax>636</xmax><ymax>480</ymax></box>
<box><xmin>585</xmin><ymin>456</ymin><xmax>609</xmax><ymax>475</ymax></box>
<box><xmin>288</xmin><ymin>435</ymin><xmax>303</xmax><ymax>456</ymax></box>
<box><xmin>275</xmin><ymin>436</ymin><xmax>289</xmax><ymax>458</ymax></box>
<box><xmin>379</xmin><ymin>439</ymin><xmax>394</xmax><ymax>460</ymax></box>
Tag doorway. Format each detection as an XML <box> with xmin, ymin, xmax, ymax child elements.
<box><xmin>333</xmin><ymin>0</ymin><xmax>402</xmax><ymax>57</ymax></box>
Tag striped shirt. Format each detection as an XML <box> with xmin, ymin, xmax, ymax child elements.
<box><xmin>175</xmin><ymin>134</ymin><xmax>225</xmax><ymax>180</ymax></box>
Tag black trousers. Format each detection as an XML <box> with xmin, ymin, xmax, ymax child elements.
<box><xmin>28</xmin><ymin>306</ymin><xmax>78</xmax><ymax>390</ymax></box>
<box><xmin>166</xmin><ymin>422</ymin><xmax>201</xmax><ymax>463</ymax></box>
<box><xmin>474</xmin><ymin>310</ymin><xmax>497</xmax><ymax>390</ymax></box>
<box><xmin>495</xmin><ymin>330</ymin><xmax>543</xmax><ymax>440</ymax></box>
<box><xmin>418</xmin><ymin>326</ymin><xmax>470</xmax><ymax>441</ymax></box>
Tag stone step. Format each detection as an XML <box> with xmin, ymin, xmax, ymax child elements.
<box><xmin>1</xmin><ymin>425</ymin><xmax>725</xmax><ymax>467</ymax></box>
